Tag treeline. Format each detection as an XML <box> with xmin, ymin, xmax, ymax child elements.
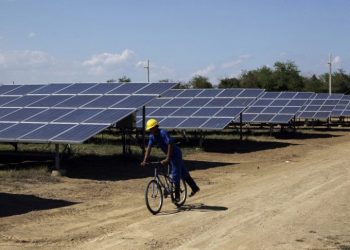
<box><xmin>177</xmin><ymin>61</ymin><xmax>350</xmax><ymax>94</ymax></box>
<box><xmin>107</xmin><ymin>61</ymin><xmax>350</xmax><ymax>94</ymax></box>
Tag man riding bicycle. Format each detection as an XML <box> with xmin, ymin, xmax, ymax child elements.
<box><xmin>141</xmin><ymin>118</ymin><xmax>200</xmax><ymax>201</ymax></box>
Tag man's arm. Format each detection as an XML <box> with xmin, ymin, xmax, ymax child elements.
<box><xmin>141</xmin><ymin>146</ymin><xmax>152</xmax><ymax>167</ymax></box>
<box><xmin>161</xmin><ymin>143</ymin><xmax>173</xmax><ymax>166</ymax></box>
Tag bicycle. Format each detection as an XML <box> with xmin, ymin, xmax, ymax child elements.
<box><xmin>144</xmin><ymin>161</ymin><xmax>187</xmax><ymax>215</ymax></box>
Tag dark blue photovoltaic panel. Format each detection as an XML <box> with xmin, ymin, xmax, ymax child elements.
<box><xmin>270</xmin><ymin>99</ymin><xmax>289</xmax><ymax>106</ymax></box>
<box><xmin>245</xmin><ymin>106</ymin><xmax>265</xmax><ymax>113</ymax></box>
<box><xmin>28</xmin><ymin>95</ymin><xmax>73</xmax><ymax>107</ymax></box>
<box><xmin>179</xmin><ymin>118</ymin><xmax>208</xmax><ymax>128</ymax></box>
<box><xmin>295</xmin><ymin>92</ymin><xmax>314</xmax><ymax>99</ymax></box>
<box><xmin>217</xmin><ymin>89</ymin><xmax>244</xmax><ymax>97</ymax></box>
<box><xmin>298</xmin><ymin>111</ymin><xmax>316</xmax><ymax>118</ymax></box>
<box><xmin>144</xmin><ymin>107</ymin><xmax>158</xmax><ymax>116</ymax></box>
<box><xmin>262</xmin><ymin>106</ymin><xmax>283</xmax><ymax>114</ymax></box>
<box><xmin>177</xmin><ymin>89</ymin><xmax>203</xmax><ymax>97</ymax></box>
<box><xmin>107</xmin><ymin>83</ymin><xmax>146</xmax><ymax>94</ymax></box>
<box><xmin>241</xmin><ymin>113</ymin><xmax>258</xmax><ymax>122</ymax></box>
<box><xmin>197</xmin><ymin>89</ymin><xmax>223</xmax><ymax>97</ymax></box>
<box><xmin>55</xmin><ymin>83</ymin><xmax>97</xmax><ymax>94</ymax></box>
<box><xmin>159</xmin><ymin>117</ymin><xmax>185</xmax><ymax>128</ymax></box>
<box><xmin>253</xmin><ymin>114</ymin><xmax>274</xmax><ymax>122</ymax></box>
<box><xmin>0</xmin><ymin>108</ymin><xmax>19</xmax><ymax>119</ymax></box>
<box><xmin>5</xmin><ymin>85</ymin><xmax>45</xmax><ymax>95</ymax></box>
<box><xmin>238</xmin><ymin>89</ymin><xmax>264</xmax><ymax>98</ymax></box>
<box><xmin>52</xmin><ymin>124</ymin><xmax>108</xmax><ymax>143</ymax></box>
<box><xmin>30</xmin><ymin>83</ymin><xmax>71</xmax><ymax>94</ymax></box>
<box><xmin>260</xmin><ymin>92</ymin><xmax>280</xmax><ymax>99</ymax></box>
<box><xmin>161</xmin><ymin>89</ymin><xmax>184</xmax><ymax>97</ymax></box>
<box><xmin>134</xmin><ymin>83</ymin><xmax>176</xmax><ymax>95</ymax></box>
<box><xmin>0</xmin><ymin>123</ymin><xmax>16</xmax><ymax>132</ymax></box>
<box><xmin>305</xmin><ymin>106</ymin><xmax>319</xmax><ymax>111</ymax></box>
<box><xmin>0</xmin><ymin>123</ymin><xmax>45</xmax><ymax>140</ymax></box>
<box><xmin>171</xmin><ymin>108</ymin><xmax>198</xmax><ymax>117</ymax></box>
<box><xmin>193</xmin><ymin>108</ymin><xmax>221</xmax><ymax>117</ymax></box>
<box><xmin>26</xmin><ymin>108</ymin><xmax>75</xmax><ymax>122</ymax></box>
<box><xmin>254</xmin><ymin>99</ymin><xmax>274</xmax><ymax>106</ymax></box>
<box><xmin>21</xmin><ymin>124</ymin><xmax>75</xmax><ymax>141</ymax></box>
<box><xmin>163</xmin><ymin>98</ymin><xmax>191</xmax><ymax>107</ymax></box>
<box><xmin>278</xmin><ymin>92</ymin><xmax>297</xmax><ymax>99</ymax></box>
<box><xmin>3</xmin><ymin>95</ymin><xmax>48</xmax><ymax>107</ymax></box>
<box><xmin>205</xmin><ymin>98</ymin><xmax>231</xmax><ymax>107</ymax></box>
<box><xmin>215</xmin><ymin>107</ymin><xmax>243</xmax><ymax>118</ymax></box>
<box><xmin>55</xmin><ymin>109</ymin><xmax>104</xmax><ymax>123</ymax></box>
<box><xmin>200</xmin><ymin>117</ymin><xmax>232</xmax><ymax>129</ymax></box>
<box><xmin>287</xmin><ymin>99</ymin><xmax>307</xmax><ymax>106</ymax></box>
<box><xmin>111</xmin><ymin>95</ymin><xmax>154</xmax><ymax>108</ymax></box>
<box><xmin>149</xmin><ymin>107</ymin><xmax>178</xmax><ymax>116</ymax></box>
<box><xmin>147</xmin><ymin>98</ymin><xmax>171</xmax><ymax>107</ymax></box>
<box><xmin>0</xmin><ymin>85</ymin><xmax>22</xmax><ymax>94</ymax></box>
<box><xmin>313</xmin><ymin>112</ymin><xmax>330</xmax><ymax>119</ymax></box>
<box><xmin>324</xmin><ymin>99</ymin><xmax>339</xmax><ymax>105</ymax></box>
<box><xmin>0</xmin><ymin>108</ymin><xmax>46</xmax><ymax>122</ymax></box>
<box><xmin>319</xmin><ymin>106</ymin><xmax>334</xmax><ymax>111</ymax></box>
<box><xmin>270</xmin><ymin>114</ymin><xmax>294</xmax><ymax>123</ymax></box>
<box><xmin>310</xmin><ymin>99</ymin><xmax>324</xmax><ymax>105</ymax></box>
<box><xmin>280</xmin><ymin>106</ymin><xmax>300</xmax><ymax>114</ymax></box>
<box><xmin>83</xmin><ymin>95</ymin><xmax>128</xmax><ymax>108</ymax></box>
<box><xmin>0</xmin><ymin>96</ymin><xmax>20</xmax><ymax>106</ymax></box>
<box><xmin>84</xmin><ymin>109</ymin><xmax>135</xmax><ymax>124</ymax></box>
<box><xmin>81</xmin><ymin>83</ymin><xmax>121</xmax><ymax>94</ymax></box>
<box><xmin>184</xmin><ymin>98</ymin><xmax>211</xmax><ymax>107</ymax></box>
<box><xmin>227</xmin><ymin>98</ymin><xmax>255</xmax><ymax>107</ymax></box>
<box><xmin>55</xmin><ymin>95</ymin><xmax>99</xmax><ymax>108</ymax></box>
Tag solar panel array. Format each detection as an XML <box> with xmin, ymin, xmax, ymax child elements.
<box><xmin>0</xmin><ymin>83</ymin><xmax>176</xmax><ymax>144</ymax></box>
<box><xmin>296</xmin><ymin>93</ymin><xmax>344</xmax><ymax>119</ymax></box>
<box><xmin>239</xmin><ymin>91</ymin><xmax>314</xmax><ymax>124</ymax></box>
<box><xmin>331</xmin><ymin>95</ymin><xmax>350</xmax><ymax>117</ymax></box>
<box><xmin>136</xmin><ymin>88</ymin><xmax>264</xmax><ymax>129</ymax></box>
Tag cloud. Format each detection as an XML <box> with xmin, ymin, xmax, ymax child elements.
<box><xmin>83</xmin><ymin>49</ymin><xmax>134</xmax><ymax>67</ymax></box>
<box><xmin>28</xmin><ymin>32</ymin><xmax>36</xmax><ymax>38</ymax></box>
<box><xmin>221</xmin><ymin>55</ymin><xmax>252</xmax><ymax>69</ymax></box>
<box><xmin>0</xmin><ymin>50</ymin><xmax>55</xmax><ymax>69</ymax></box>
<box><xmin>192</xmin><ymin>64</ymin><xmax>216</xmax><ymax>76</ymax></box>
<box><xmin>332</xmin><ymin>56</ymin><xmax>341</xmax><ymax>65</ymax></box>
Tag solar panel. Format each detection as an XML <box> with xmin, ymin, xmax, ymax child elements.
<box><xmin>3</xmin><ymin>95</ymin><xmax>48</xmax><ymax>107</ymax></box>
<box><xmin>55</xmin><ymin>83</ymin><xmax>97</xmax><ymax>94</ymax></box>
<box><xmin>193</xmin><ymin>108</ymin><xmax>221</xmax><ymax>117</ymax></box>
<box><xmin>197</xmin><ymin>89</ymin><xmax>223</xmax><ymax>97</ymax></box>
<box><xmin>55</xmin><ymin>109</ymin><xmax>104</xmax><ymax>123</ymax></box>
<box><xmin>177</xmin><ymin>89</ymin><xmax>203</xmax><ymax>97</ymax></box>
<box><xmin>0</xmin><ymin>82</ymin><xmax>176</xmax><ymax>144</ymax></box>
<box><xmin>242</xmin><ymin>91</ymin><xmax>312</xmax><ymax>124</ymax></box>
<box><xmin>297</xmin><ymin>93</ymin><xmax>343</xmax><ymax>119</ymax></box>
<box><xmin>51</xmin><ymin>124</ymin><xmax>108</xmax><ymax>143</ymax></box>
<box><xmin>171</xmin><ymin>108</ymin><xmax>198</xmax><ymax>117</ymax></box>
<box><xmin>159</xmin><ymin>117</ymin><xmax>184</xmax><ymax>128</ymax></box>
<box><xmin>178</xmin><ymin>118</ymin><xmax>208</xmax><ymax>128</ymax></box>
<box><xmin>30</xmin><ymin>83</ymin><xmax>71</xmax><ymax>94</ymax></box>
<box><xmin>217</xmin><ymin>89</ymin><xmax>244</xmax><ymax>97</ymax></box>
<box><xmin>161</xmin><ymin>89</ymin><xmax>184</xmax><ymax>97</ymax></box>
<box><xmin>163</xmin><ymin>98</ymin><xmax>191</xmax><ymax>107</ymax></box>
<box><xmin>0</xmin><ymin>123</ymin><xmax>45</xmax><ymax>141</ymax></box>
<box><xmin>331</xmin><ymin>95</ymin><xmax>350</xmax><ymax>117</ymax></box>
<box><xmin>200</xmin><ymin>117</ymin><xmax>233</xmax><ymax>129</ymax></box>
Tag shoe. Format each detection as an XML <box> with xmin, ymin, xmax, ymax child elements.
<box><xmin>163</xmin><ymin>189</ymin><xmax>169</xmax><ymax>198</ymax></box>
<box><xmin>189</xmin><ymin>187</ymin><xmax>200</xmax><ymax>197</ymax></box>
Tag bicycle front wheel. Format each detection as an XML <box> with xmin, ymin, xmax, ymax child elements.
<box><xmin>145</xmin><ymin>180</ymin><xmax>163</xmax><ymax>215</ymax></box>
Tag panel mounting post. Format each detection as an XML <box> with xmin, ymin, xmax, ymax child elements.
<box><xmin>142</xmin><ymin>105</ymin><xmax>146</xmax><ymax>157</ymax></box>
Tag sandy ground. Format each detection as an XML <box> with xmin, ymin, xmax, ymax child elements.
<box><xmin>1</xmin><ymin>130</ymin><xmax>350</xmax><ymax>250</ymax></box>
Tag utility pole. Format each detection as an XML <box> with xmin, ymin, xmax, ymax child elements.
<box><xmin>144</xmin><ymin>59</ymin><xmax>150</xmax><ymax>83</ymax></box>
<box><xmin>328</xmin><ymin>54</ymin><xmax>332</xmax><ymax>94</ymax></box>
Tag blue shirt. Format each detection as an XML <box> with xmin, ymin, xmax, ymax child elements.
<box><xmin>148</xmin><ymin>129</ymin><xmax>182</xmax><ymax>159</ymax></box>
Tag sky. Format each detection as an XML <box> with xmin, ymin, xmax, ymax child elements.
<box><xmin>0</xmin><ymin>0</ymin><xmax>349</xmax><ymax>84</ymax></box>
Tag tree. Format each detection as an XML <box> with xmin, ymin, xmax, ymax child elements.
<box><xmin>303</xmin><ymin>74</ymin><xmax>325</xmax><ymax>93</ymax></box>
<box><xmin>218</xmin><ymin>77</ymin><xmax>240</xmax><ymax>88</ymax></box>
<box><xmin>240</xmin><ymin>66</ymin><xmax>274</xmax><ymax>89</ymax></box>
<box><xmin>118</xmin><ymin>75</ymin><xmax>131</xmax><ymax>83</ymax></box>
<box><xmin>106</xmin><ymin>79</ymin><xmax>117</xmax><ymax>83</ymax></box>
<box><xmin>189</xmin><ymin>76</ymin><xmax>213</xmax><ymax>88</ymax></box>
<box><xmin>331</xmin><ymin>69</ymin><xmax>350</xmax><ymax>94</ymax></box>
<box><xmin>272</xmin><ymin>61</ymin><xmax>304</xmax><ymax>91</ymax></box>
<box><xmin>158</xmin><ymin>79</ymin><xmax>170</xmax><ymax>83</ymax></box>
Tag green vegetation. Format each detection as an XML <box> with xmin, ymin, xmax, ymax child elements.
<box><xmin>177</xmin><ymin>61</ymin><xmax>350</xmax><ymax>94</ymax></box>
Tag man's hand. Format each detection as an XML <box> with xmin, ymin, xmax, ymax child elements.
<box><xmin>160</xmin><ymin>159</ymin><xmax>169</xmax><ymax>166</ymax></box>
<box><xmin>140</xmin><ymin>161</ymin><xmax>147</xmax><ymax>167</ymax></box>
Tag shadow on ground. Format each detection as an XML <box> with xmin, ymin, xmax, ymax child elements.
<box><xmin>202</xmin><ymin>139</ymin><xmax>295</xmax><ymax>153</ymax></box>
<box><xmin>0</xmin><ymin>192</ymin><xmax>78</xmax><ymax>217</ymax></box>
<box><xmin>158</xmin><ymin>203</ymin><xmax>228</xmax><ymax>215</ymax></box>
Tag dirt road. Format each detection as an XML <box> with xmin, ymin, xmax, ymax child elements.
<box><xmin>1</xmin><ymin>130</ymin><xmax>350</xmax><ymax>250</ymax></box>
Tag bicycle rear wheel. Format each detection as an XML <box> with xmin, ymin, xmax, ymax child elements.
<box><xmin>172</xmin><ymin>179</ymin><xmax>187</xmax><ymax>208</ymax></box>
<box><xmin>145</xmin><ymin>180</ymin><xmax>163</xmax><ymax>215</ymax></box>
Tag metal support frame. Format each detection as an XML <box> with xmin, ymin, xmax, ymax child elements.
<box><xmin>239</xmin><ymin>113</ymin><xmax>243</xmax><ymax>141</ymax></box>
<box><xmin>142</xmin><ymin>105</ymin><xmax>146</xmax><ymax>157</ymax></box>
<box><xmin>269</xmin><ymin>124</ymin><xmax>273</xmax><ymax>136</ymax></box>
<box><xmin>55</xmin><ymin>144</ymin><xmax>60</xmax><ymax>170</ymax></box>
